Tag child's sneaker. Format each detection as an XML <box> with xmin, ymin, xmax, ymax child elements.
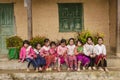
<box><xmin>77</xmin><ymin>68</ymin><xmax>80</xmax><ymax>71</ymax></box>
<box><xmin>58</xmin><ymin>68</ymin><xmax>61</xmax><ymax>72</ymax></box>
<box><xmin>48</xmin><ymin>67</ymin><xmax>52</xmax><ymax>71</ymax></box>
<box><xmin>39</xmin><ymin>67</ymin><xmax>42</xmax><ymax>71</ymax></box>
<box><xmin>70</xmin><ymin>68</ymin><xmax>73</xmax><ymax>71</ymax></box>
<box><xmin>99</xmin><ymin>67</ymin><xmax>104</xmax><ymax>71</ymax></box>
<box><xmin>35</xmin><ymin>69</ymin><xmax>39</xmax><ymax>72</ymax></box>
<box><xmin>67</xmin><ymin>68</ymin><xmax>70</xmax><ymax>71</ymax></box>
<box><xmin>46</xmin><ymin>68</ymin><xmax>49</xmax><ymax>71</ymax></box>
<box><xmin>88</xmin><ymin>67</ymin><xmax>92</xmax><ymax>70</ymax></box>
<box><xmin>27</xmin><ymin>68</ymin><xmax>30</xmax><ymax>72</ymax></box>
<box><xmin>74</xmin><ymin>68</ymin><xmax>77</xmax><ymax>71</ymax></box>
<box><xmin>93</xmin><ymin>67</ymin><xmax>97</xmax><ymax>70</ymax></box>
<box><xmin>83</xmin><ymin>67</ymin><xmax>86</xmax><ymax>70</ymax></box>
<box><xmin>105</xmin><ymin>68</ymin><xmax>109</xmax><ymax>72</ymax></box>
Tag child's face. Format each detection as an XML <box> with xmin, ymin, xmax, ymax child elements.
<box><xmin>61</xmin><ymin>42</ymin><xmax>66</xmax><ymax>47</ymax></box>
<box><xmin>77</xmin><ymin>41</ymin><xmax>82</xmax><ymax>46</ymax></box>
<box><xmin>37</xmin><ymin>44</ymin><xmax>41</xmax><ymax>50</ymax></box>
<box><xmin>69</xmin><ymin>40</ymin><xmax>74</xmax><ymax>45</ymax></box>
<box><xmin>87</xmin><ymin>38</ymin><xmax>93</xmax><ymax>44</ymax></box>
<box><xmin>24</xmin><ymin>43</ymin><xmax>29</xmax><ymax>48</ymax></box>
<box><xmin>51</xmin><ymin>44</ymin><xmax>56</xmax><ymax>48</ymax></box>
<box><xmin>98</xmin><ymin>39</ymin><xmax>103</xmax><ymax>45</ymax></box>
<box><xmin>45</xmin><ymin>41</ymin><xmax>50</xmax><ymax>47</ymax></box>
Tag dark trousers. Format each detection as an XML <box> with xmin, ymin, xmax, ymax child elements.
<box><xmin>98</xmin><ymin>59</ymin><xmax>107</xmax><ymax>67</ymax></box>
<box><xmin>26</xmin><ymin>58</ymin><xmax>38</xmax><ymax>69</ymax></box>
<box><xmin>87</xmin><ymin>56</ymin><xmax>96</xmax><ymax>67</ymax></box>
<box><xmin>35</xmin><ymin>54</ymin><xmax>46</xmax><ymax>67</ymax></box>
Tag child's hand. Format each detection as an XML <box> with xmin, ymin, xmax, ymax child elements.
<box><xmin>18</xmin><ymin>60</ymin><xmax>21</xmax><ymax>63</ymax></box>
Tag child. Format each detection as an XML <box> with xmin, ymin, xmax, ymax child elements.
<box><xmin>67</xmin><ymin>38</ymin><xmax>77</xmax><ymax>71</ymax></box>
<box><xmin>83</xmin><ymin>36</ymin><xmax>96</xmax><ymax>70</ymax></box>
<box><xmin>40</xmin><ymin>38</ymin><xmax>53</xmax><ymax>71</ymax></box>
<box><xmin>19</xmin><ymin>40</ymin><xmax>38</xmax><ymax>72</ymax></box>
<box><xmin>34</xmin><ymin>43</ymin><xmax>46</xmax><ymax>71</ymax></box>
<box><xmin>94</xmin><ymin>37</ymin><xmax>108</xmax><ymax>72</ymax></box>
<box><xmin>49</xmin><ymin>41</ymin><xmax>58</xmax><ymax>70</ymax></box>
<box><xmin>57</xmin><ymin>39</ymin><xmax>68</xmax><ymax>71</ymax></box>
<box><xmin>74</xmin><ymin>40</ymin><xmax>90</xmax><ymax>71</ymax></box>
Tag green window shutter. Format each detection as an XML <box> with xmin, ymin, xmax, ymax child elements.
<box><xmin>0</xmin><ymin>3</ymin><xmax>14</xmax><ymax>25</ymax></box>
<box><xmin>58</xmin><ymin>3</ymin><xmax>84</xmax><ymax>32</ymax></box>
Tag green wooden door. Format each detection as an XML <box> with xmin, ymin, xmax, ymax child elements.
<box><xmin>0</xmin><ymin>3</ymin><xmax>14</xmax><ymax>54</ymax></box>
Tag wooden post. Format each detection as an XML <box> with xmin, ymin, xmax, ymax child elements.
<box><xmin>116</xmin><ymin>0</ymin><xmax>120</xmax><ymax>57</ymax></box>
<box><xmin>27</xmin><ymin>0</ymin><xmax>32</xmax><ymax>40</ymax></box>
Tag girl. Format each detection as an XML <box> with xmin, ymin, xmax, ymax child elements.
<box><xmin>94</xmin><ymin>37</ymin><xmax>108</xmax><ymax>72</ymax></box>
<box><xmin>57</xmin><ymin>39</ymin><xmax>68</xmax><ymax>71</ymax></box>
<box><xmin>67</xmin><ymin>38</ymin><xmax>77</xmax><ymax>71</ymax></box>
<box><xmin>40</xmin><ymin>38</ymin><xmax>53</xmax><ymax>71</ymax></box>
<box><xmin>19</xmin><ymin>40</ymin><xmax>38</xmax><ymax>72</ymax></box>
<box><xmin>83</xmin><ymin>36</ymin><xmax>96</xmax><ymax>70</ymax></box>
<box><xmin>34</xmin><ymin>43</ymin><xmax>46</xmax><ymax>71</ymax></box>
<box><xmin>49</xmin><ymin>41</ymin><xmax>58</xmax><ymax>70</ymax></box>
<box><xmin>74</xmin><ymin>40</ymin><xmax>90</xmax><ymax>71</ymax></box>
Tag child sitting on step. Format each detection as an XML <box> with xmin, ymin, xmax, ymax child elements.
<box><xmin>19</xmin><ymin>40</ymin><xmax>38</xmax><ymax>72</ymax></box>
<box><xmin>40</xmin><ymin>38</ymin><xmax>54</xmax><ymax>71</ymax></box>
<box><xmin>67</xmin><ymin>38</ymin><xmax>77</xmax><ymax>71</ymax></box>
<box><xmin>57</xmin><ymin>39</ymin><xmax>68</xmax><ymax>71</ymax></box>
<box><xmin>74</xmin><ymin>40</ymin><xmax>90</xmax><ymax>71</ymax></box>
<box><xmin>94</xmin><ymin>37</ymin><xmax>109</xmax><ymax>72</ymax></box>
<box><xmin>49</xmin><ymin>41</ymin><xmax>58</xmax><ymax>70</ymax></box>
<box><xmin>83</xmin><ymin>37</ymin><xmax>96</xmax><ymax>70</ymax></box>
<box><xmin>34</xmin><ymin>43</ymin><xmax>46</xmax><ymax>72</ymax></box>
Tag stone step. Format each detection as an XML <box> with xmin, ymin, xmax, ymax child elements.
<box><xmin>0</xmin><ymin>59</ymin><xmax>120</xmax><ymax>70</ymax></box>
<box><xmin>0</xmin><ymin>71</ymin><xmax>120</xmax><ymax>80</ymax></box>
<box><xmin>0</xmin><ymin>54</ymin><xmax>120</xmax><ymax>70</ymax></box>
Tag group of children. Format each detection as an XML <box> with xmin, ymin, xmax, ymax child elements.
<box><xmin>19</xmin><ymin>36</ymin><xmax>108</xmax><ymax>72</ymax></box>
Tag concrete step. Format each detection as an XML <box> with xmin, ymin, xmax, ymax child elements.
<box><xmin>0</xmin><ymin>59</ymin><xmax>120</xmax><ymax>70</ymax></box>
<box><xmin>0</xmin><ymin>71</ymin><xmax>120</xmax><ymax>80</ymax></box>
<box><xmin>0</xmin><ymin>54</ymin><xmax>120</xmax><ymax>70</ymax></box>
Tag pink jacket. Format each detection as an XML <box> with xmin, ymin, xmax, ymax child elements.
<box><xmin>49</xmin><ymin>48</ymin><xmax>58</xmax><ymax>56</ymax></box>
<box><xmin>19</xmin><ymin>46</ymin><xmax>35</xmax><ymax>61</ymax></box>
<box><xmin>57</xmin><ymin>45</ymin><xmax>68</xmax><ymax>56</ymax></box>
<box><xmin>40</xmin><ymin>46</ymin><xmax>50</xmax><ymax>57</ymax></box>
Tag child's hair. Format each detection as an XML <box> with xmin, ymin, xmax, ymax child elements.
<box><xmin>23</xmin><ymin>40</ymin><xmax>30</xmax><ymax>45</ymax></box>
<box><xmin>50</xmin><ymin>41</ymin><xmax>56</xmax><ymax>47</ymax></box>
<box><xmin>97</xmin><ymin>37</ymin><xmax>104</xmax><ymax>41</ymax></box>
<box><xmin>76</xmin><ymin>39</ymin><xmax>83</xmax><ymax>46</ymax></box>
<box><xmin>86</xmin><ymin>36</ymin><xmax>93</xmax><ymax>42</ymax></box>
<box><xmin>44</xmin><ymin>38</ymin><xmax>50</xmax><ymax>43</ymax></box>
<box><xmin>68</xmin><ymin>38</ymin><xmax>75</xmax><ymax>44</ymax></box>
<box><xmin>35</xmin><ymin>43</ymin><xmax>41</xmax><ymax>49</ymax></box>
<box><xmin>60</xmin><ymin>39</ymin><xmax>66</xmax><ymax>44</ymax></box>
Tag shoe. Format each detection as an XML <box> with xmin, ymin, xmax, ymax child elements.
<box><xmin>27</xmin><ymin>68</ymin><xmax>30</xmax><ymax>72</ymax></box>
<box><xmin>70</xmin><ymin>68</ymin><xmax>73</xmax><ymax>71</ymax></box>
<box><xmin>46</xmin><ymin>68</ymin><xmax>49</xmax><ymax>71</ymax></box>
<box><xmin>49</xmin><ymin>68</ymin><xmax>52</xmax><ymax>71</ymax></box>
<box><xmin>77</xmin><ymin>68</ymin><xmax>80</xmax><ymax>71</ymax></box>
<box><xmin>105</xmin><ymin>68</ymin><xmax>109</xmax><ymax>72</ymax></box>
<box><xmin>88</xmin><ymin>67</ymin><xmax>92</xmax><ymax>70</ymax></box>
<box><xmin>74</xmin><ymin>68</ymin><xmax>77</xmax><ymax>71</ymax></box>
<box><xmin>58</xmin><ymin>68</ymin><xmax>61</xmax><ymax>72</ymax></box>
<box><xmin>67</xmin><ymin>68</ymin><xmax>70</xmax><ymax>71</ymax></box>
<box><xmin>99</xmin><ymin>67</ymin><xmax>104</xmax><ymax>71</ymax></box>
<box><xmin>93</xmin><ymin>67</ymin><xmax>97</xmax><ymax>70</ymax></box>
<box><xmin>83</xmin><ymin>67</ymin><xmax>86</xmax><ymax>70</ymax></box>
<box><xmin>39</xmin><ymin>67</ymin><xmax>42</xmax><ymax>71</ymax></box>
<box><xmin>35</xmin><ymin>69</ymin><xmax>39</xmax><ymax>72</ymax></box>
